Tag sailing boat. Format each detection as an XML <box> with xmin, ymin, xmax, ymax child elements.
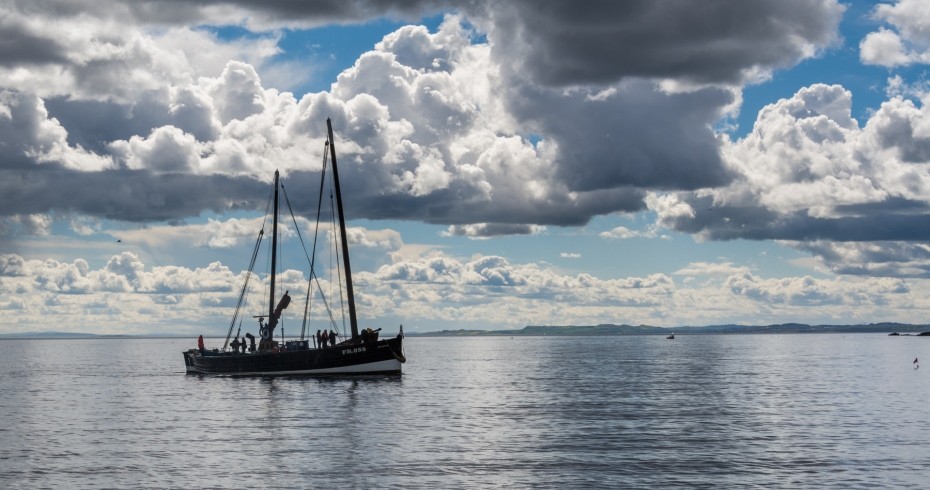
<box><xmin>182</xmin><ymin>119</ymin><xmax>405</xmax><ymax>375</ymax></box>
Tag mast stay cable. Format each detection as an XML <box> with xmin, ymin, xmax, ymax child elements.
<box><xmin>223</xmin><ymin>184</ymin><xmax>274</xmax><ymax>350</ymax></box>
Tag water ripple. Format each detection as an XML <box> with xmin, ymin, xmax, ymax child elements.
<box><xmin>0</xmin><ymin>335</ymin><xmax>928</xmax><ymax>488</ymax></box>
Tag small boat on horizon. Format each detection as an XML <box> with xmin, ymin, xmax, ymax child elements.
<box><xmin>182</xmin><ymin>118</ymin><xmax>405</xmax><ymax>376</ymax></box>
<box><xmin>666</xmin><ymin>333</ymin><xmax>675</xmax><ymax>339</ymax></box>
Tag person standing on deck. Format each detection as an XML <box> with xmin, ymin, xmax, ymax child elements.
<box><xmin>316</xmin><ymin>330</ymin><xmax>322</xmax><ymax>349</ymax></box>
<box><xmin>321</xmin><ymin>329</ymin><xmax>329</xmax><ymax>348</ymax></box>
<box><xmin>197</xmin><ymin>335</ymin><xmax>205</xmax><ymax>355</ymax></box>
<box><xmin>329</xmin><ymin>330</ymin><xmax>337</xmax><ymax>347</ymax></box>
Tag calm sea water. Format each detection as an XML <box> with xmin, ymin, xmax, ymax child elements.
<box><xmin>0</xmin><ymin>334</ymin><xmax>928</xmax><ymax>488</ymax></box>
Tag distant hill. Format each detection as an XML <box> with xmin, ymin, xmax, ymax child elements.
<box><xmin>3</xmin><ymin>322</ymin><xmax>929</xmax><ymax>338</ymax></box>
<box><xmin>412</xmin><ymin>322</ymin><xmax>930</xmax><ymax>336</ymax></box>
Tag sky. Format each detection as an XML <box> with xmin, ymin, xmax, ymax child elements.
<box><xmin>3</xmin><ymin>0</ymin><xmax>930</xmax><ymax>336</ymax></box>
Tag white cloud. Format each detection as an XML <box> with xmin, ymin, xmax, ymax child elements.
<box><xmin>0</xmin><ymin>5</ymin><xmax>838</xmax><ymax>232</ymax></box>
<box><xmin>112</xmin><ymin>125</ymin><xmax>202</xmax><ymax>172</ymax></box>
<box><xmin>599</xmin><ymin>226</ymin><xmax>655</xmax><ymax>240</ymax></box>
<box><xmin>791</xmin><ymin>240</ymin><xmax>930</xmax><ymax>278</ymax></box>
<box><xmin>442</xmin><ymin>223</ymin><xmax>546</xmax><ymax>239</ymax></box>
<box><xmin>207</xmin><ymin>61</ymin><xmax>268</xmax><ymax>125</ymax></box>
<box><xmin>358</xmin><ymin>252</ymin><xmax>930</xmax><ymax>328</ymax></box>
<box><xmin>861</xmin><ymin>0</ymin><xmax>930</xmax><ymax>67</ymax></box>
<box><xmin>13</xmin><ymin>214</ymin><xmax>53</xmax><ymax>236</ymax></box>
<box><xmin>8</xmin><ymin>0</ymin><xmax>930</xmax><ymax>332</ymax></box>
<box><xmin>365</xmin><ymin>253</ymin><xmax>681</xmax><ymax>326</ymax></box>
<box><xmin>675</xmin><ymin>262</ymin><xmax>751</xmax><ymax>277</ymax></box>
<box><xmin>344</xmin><ymin>226</ymin><xmax>404</xmax><ymax>250</ymax></box>
<box><xmin>0</xmin><ymin>90</ymin><xmax>113</xmax><ymax>171</ymax></box>
<box><xmin>202</xmin><ymin>217</ymin><xmax>264</xmax><ymax>249</ymax></box>
<box><xmin>70</xmin><ymin>216</ymin><xmax>101</xmax><ymax>236</ymax></box>
<box><xmin>648</xmin><ymin>83</ymin><xmax>930</xmax><ymax>276</ymax></box>
<box><xmin>647</xmin><ymin>193</ymin><xmax>696</xmax><ymax>229</ymax></box>
<box><xmin>4</xmin><ymin>245</ymin><xmax>930</xmax><ymax>333</ymax></box>
<box><xmin>885</xmin><ymin>75</ymin><xmax>930</xmax><ymax>100</ymax></box>
<box><xmin>860</xmin><ymin>28</ymin><xmax>912</xmax><ymax>67</ymax></box>
<box><xmin>724</xmin><ymin>271</ymin><xmax>910</xmax><ymax>308</ymax></box>
<box><xmin>0</xmin><ymin>251</ymin><xmax>263</xmax><ymax>332</ymax></box>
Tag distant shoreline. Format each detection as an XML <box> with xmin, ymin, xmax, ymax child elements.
<box><xmin>408</xmin><ymin>322</ymin><xmax>930</xmax><ymax>337</ymax></box>
<box><xmin>0</xmin><ymin>332</ymin><xmax>189</xmax><ymax>340</ymax></box>
<box><xmin>3</xmin><ymin>322</ymin><xmax>929</xmax><ymax>339</ymax></box>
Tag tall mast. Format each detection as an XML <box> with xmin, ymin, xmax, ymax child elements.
<box><xmin>327</xmin><ymin>118</ymin><xmax>360</xmax><ymax>340</ymax></box>
<box><xmin>268</xmin><ymin>169</ymin><xmax>280</xmax><ymax>329</ymax></box>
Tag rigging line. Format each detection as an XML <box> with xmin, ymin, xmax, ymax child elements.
<box><xmin>299</xmin><ymin>141</ymin><xmax>331</xmax><ymax>340</ymax></box>
<box><xmin>301</xmin><ymin>274</ymin><xmax>312</xmax><ymax>341</ymax></box>
<box><xmin>330</xmin><ymin>189</ymin><xmax>348</xmax><ymax>338</ymax></box>
<box><xmin>280</xmin><ymin>183</ymin><xmax>314</xmax><ymax>267</ymax></box>
<box><xmin>223</xmin><ymin>227</ymin><xmax>264</xmax><ymax>350</ymax></box>
<box><xmin>258</xmin><ymin>176</ymin><xmax>276</xmax><ymax>332</ymax></box>
<box><xmin>261</xmin><ymin>176</ymin><xmax>275</xmax><ymax>232</ymax></box>
<box><xmin>223</xmin><ymin>183</ymin><xmax>273</xmax><ymax>351</ymax></box>
<box><xmin>262</xmin><ymin>222</ymin><xmax>272</xmax><ymax>326</ymax></box>
<box><xmin>276</xmin><ymin>207</ymin><xmax>286</xmax><ymax>340</ymax></box>
<box><xmin>310</xmin><ymin>268</ymin><xmax>342</xmax><ymax>331</ymax></box>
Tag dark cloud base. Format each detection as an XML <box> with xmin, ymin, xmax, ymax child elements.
<box><xmin>475</xmin><ymin>0</ymin><xmax>843</xmax><ymax>86</ymax></box>
<box><xmin>670</xmin><ymin>196</ymin><xmax>930</xmax><ymax>243</ymax></box>
<box><xmin>283</xmin><ymin>171</ymin><xmax>647</xmax><ymax>227</ymax></box>
<box><xmin>0</xmin><ymin>168</ymin><xmax>267</xmax><ymax>222</ymax></box>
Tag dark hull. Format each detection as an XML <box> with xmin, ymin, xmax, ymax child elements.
<box><xmin>183</xmin><ymin>336</ymin><xmax>404</xmax><ymax>376</ymax></box>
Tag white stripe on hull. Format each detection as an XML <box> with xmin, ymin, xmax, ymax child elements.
<box><xmin>189</xmin><ymin>358</ymin><xmax>402</xmax><ymax>376</ymax></box>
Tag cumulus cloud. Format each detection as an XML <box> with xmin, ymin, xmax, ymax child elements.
<box><xmin>0</xmin><ymin>0</ymin><xmax>850</xmax><ymax>238</ymax></box>
<box><xmin>724</xmin><ymin>271</ymin><xmax>910</xmax><ymax>309</ymax></box>
<box><xmin>367</xmin><ymin>253</ymin><xmax>679</xmax><ymax>321</ymax></box>
<box><xmin>506</xmin><ymin>79</ymin><xmax>736</xmax><ymax>194</ymax></box>
<box><xmin>113</xmin><ymin>125</ymin><xmax>202</xmax><ymax>173</ymax></box>
<box><xmin>675</xmin><ymin>261</ymin><xmax>751</xmax><ymax>277</ymax></box>
<box><xmin>599</xmin><ymin>226</ymin><xmax>656</xmax><ymax>240</ymax></box>
<box><xmin>468</xmin><ymin>0</ymin><xmax>843</xmax><ymax>87</ymax></box>
<box><xmin>0</xmin><ymin>90</ymin><xmax>113</xmax><ymax>171</ymax></box>
<box><xmin>0</xmin><ymin>251</ymin><xmax>671</xmax><ymax>331</ymax></box>
<box><xmin>11</xmin><ymin>0</ymin><xmax>930</xmax><ymax>311</ymax></box>
<box><xmin>646</xmin><ymin>82</ymin><xmax>930</xmax><ymax>276</ymax></box>
<box><xmin>860</xmin><ymin>0</ymin><xmax>930</xmax><ymax>67</ymax></box>
<box><xmin>0</xmin><ymin>168</ymin><xmax>269</xmax><ymax>222</ymax></box>
<box><xmin>5</xmin><ymin>16</ymin><xmax>642</xmax><ymax>229</ymax></box>
<box><xmin>860</xmin><ymin>28</ymin><xmax>913</xmax><ymax>67</ymax></box>
<box><xmin>442</xmin><ymin>223</ymin><xmax>545</xmax><ymax>239</ymax></box>
<box><xmin>0</xmin><ymin>11</ymin><xmax>68</xmax><ymax>66</ymax></box>
<box><xmin>348</xmin><ymin>252</ymin><xmax>928</xmax><ymax>328</ymax></box>
<box><xmin>69</xmin><ymin>216</ymin><xmax>100</xmax><ymax>236</ymax></box>
<box><xmin>791</xmin><ymin>240</ymin><xmax>930</xmax><ymax>278</ymax></box>
<box><xmin>885</xmin><ymin>75</ymin><xmax>930</xmax><ymax>100</ymax></box>
<box><xmin>3</xmin><ymin>244</ymin><xmax>930</xmax><ymax>333</ymax></box>
<box><xmin>12</xmin><ymin>214</ymin><xmax>53</xmax><ymax>236</ymax></box>
<box><xmin>0</xmin><ymin>251</ymin><xmax>285</xmax><ymax>332</ymax></box>
<box><xmin>201</xmin><ymin>217</ymin><xmax>265</xmax><ymax>249</ymax></box>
